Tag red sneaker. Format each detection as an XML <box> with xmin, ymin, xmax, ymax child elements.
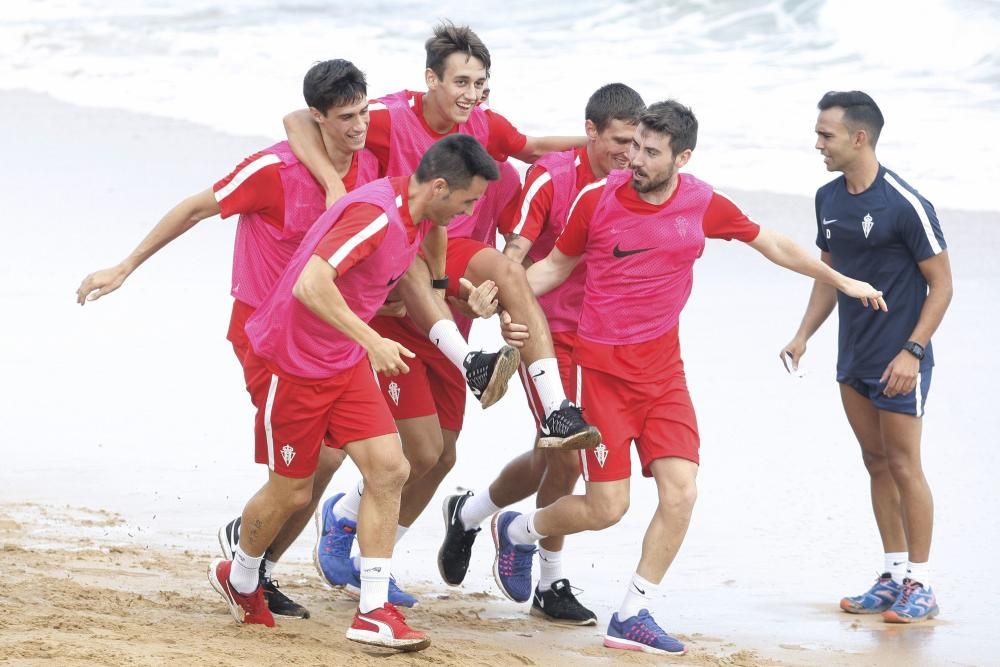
<box><xmin>207</xmin><ymin>558</ymin><xmax>275</xmax><ymax>627</ymax></box>
<box><xmin>346</xmin><ymin>603</ymin><xmax>430</xmax><ymax>651</ymax></box>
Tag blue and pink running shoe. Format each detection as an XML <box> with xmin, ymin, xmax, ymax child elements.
<box><xmin>883</xmin><ymin>578</ymin><xmax>939</xmax><ymax>623</ymax></box>
<box><xmin>491</xmin><ymin>511</ymin><xmax>537</xmax><ymax>602</ymax></box>
<box><xmin>604</xmin><ymin>609</ymin><xmax>686</xmax><ymax>656</ymax></box>
<box><xmin>840</xmin><ymin>573</ymin><xmax>902</xmax><ymax>614</ymax></box>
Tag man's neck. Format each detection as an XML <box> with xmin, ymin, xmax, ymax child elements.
<box><xmin>842</xmin><ymin>154</ymin><xmax>880</xmax><ymax>195</ymax></box>
<box><xmin>638</xmin><ymin>174</ymin><xmax>679</xmax><ymax>206</ymax></box>
<box><xmin>321</xmin><ymin>132</ymin><xmax>355</xmax><ymax>176</ymax></box>
<box><xmin>585</xmin><ymin>143</ymin><xmax>607</xmax><ymax>179</ymax></box>
<box><xmin>421</xmin><ymin>92</ymin><xmax>457</xmax><ymax>135</ymax></box>
<box><xmin>406</xmin><ymin>176</ymin><xmax>425</xmax><ymax>221</ymax></box>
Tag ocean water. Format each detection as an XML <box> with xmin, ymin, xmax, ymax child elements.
<box><xmin>2</xmin><ymin>0</ymin><xmax>999</xmax><ymax>212</ymax></box>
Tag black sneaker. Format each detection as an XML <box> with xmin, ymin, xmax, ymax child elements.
<box><xmin>262</xmin><ymin>576</ymin><xmax>310</xmax><ymax>619</ymax></box>
<box><xmin>218</xmin><ymin>517</ymin><xmax>240</xmax><ymax>560</ymax></box>
<box><xmin>437</xmin><ymin>492</ymin><xmax>481</xmax><ymax>586</ymax></box>
<box><xmin>464</xmin><ymin>346</ymin><xmax>520</xmax><ymax>409</ymax></box>
<box><xmin>538</xmin><ymin>400</ymin><xmax>601</xmax><ymax>450</ymax></box>
<box><xmin>530</xmin><ymin>579</ymin><xmax>597</xmax><ymax>626</ymax></box>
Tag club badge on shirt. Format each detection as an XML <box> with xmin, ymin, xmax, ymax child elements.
<box><xmin>862</xmin><ymin>212</ymin><xmax>874</xmax><ymax>239</ymax></box>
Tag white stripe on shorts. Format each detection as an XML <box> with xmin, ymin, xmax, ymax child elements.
<box><xmin>577</xmin><ymin>365</ymin><xmax>590</xmax><ymax>482</ymax></box>
<box><xmin>520</xmin><ymin>364</ymin><xmax>543</xmax><ymax>428</ymax></box>
<box><xmin>914</xmin><ymin>371</ymin><xmax>923</xmax><ymax>417</ymax></box>
<box><xmin>264</xmin><ymin>374</ymin><xmax>279</xmax><ymax>471</ymax></box>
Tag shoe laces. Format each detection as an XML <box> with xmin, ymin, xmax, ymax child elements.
<box><xmin>897</xmin><ymin>578</ymin><xmax>921</xmax><ymax>605</ymax></box>
<box><xmin>382</xmin><ymin>602</ymin><xmax>407</xmax><ymax>623</ymax></box>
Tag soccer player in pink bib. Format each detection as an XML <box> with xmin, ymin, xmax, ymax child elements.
<box><xmin>490</xmin><ymin>101</ymin><xmax>888</xmax><ymax>656</ymax></box>
<box><xmin>207</xmin><ymin>134</ymin><xmax>499</xmax><ymax>650</ymax></box>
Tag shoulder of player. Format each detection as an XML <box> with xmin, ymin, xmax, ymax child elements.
<box><xmin>214</xmin><ymin>150</ymin><xmax>283</xmax><ymax>200</ymax></box>
<box><xmin>880</xmin><ymin>168</ymin><xmax>937</xmax><ymax>224</ymax></box>
<box><xmin>567</xmin><ymin>178</ymin><xmax>608</xmax><ymax>216</ymax></box>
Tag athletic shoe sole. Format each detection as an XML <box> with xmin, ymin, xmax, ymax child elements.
<box><xmin>479</xmin><ymin>346</ymin><xmax>520</xmax><ymax>409</ymax></box>
<box><xmin>603</xmin><ymin>635</ymin><xmax>687</xmax><ymax>656</ymax></box>
<box><xmin>529</xmin><ymin>604</ymin><xmax>598</xmax><ymax>626</ymax></box>
<box><xmin>207</xmin><ymin>559</ymin><xmax>246</xmax><ymax>625</ymax></box>
<box><xmin>312</xmin><ymin>502</ymin><xmax>360</xmax><ymax>598</ymax></box>
<box><xmin>882</xmin><ymin>605</ymin><xmax>940</xmax><ymax>623</ymax></box>
<box><xmin>346</xmin><ymin>627</ymin><xmax>430</xmax><ymax>652</ymax></box>
<box><xmin>537</xmin><ymin>425</ymin><xmax>602</xmax><ymax>450</ymax></box>
<box><xmin>840</xmin><ymin>597</ymin><xmax>892</xmax><ymax>614</ymax></box>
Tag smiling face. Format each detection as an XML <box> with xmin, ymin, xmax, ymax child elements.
<box><xmin>311</xmin><ymin>95</ymin><xmax>369</xmax><ymax>155</ymax></box>
<box><xmin>588</xmin><ymin>118</ymin><xmax>638</xmax><ymax>176</ymax></box>
<box><xmin>425</xmin><ymin>53</ymin><xmax>487</xmax><ymax>126</ymax></box>
<box><xmin>628</xmin><ymin>124</ymin><xmax>690</xmax><ymax>195</ymax></box>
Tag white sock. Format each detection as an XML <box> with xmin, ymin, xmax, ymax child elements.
<box><xmin>429</xmin><ymin>320</ymin><xmax>473</xmax><ymax>371</ymax></box>
<box><xmin>358</xmin><ymin>557</ymin><xmax>391</xmax><ymax>613</ymax></box>
<box><xmin>229</xmin><ymin>544</ymin><xmax>263</xmax><ymax>594</ymax></box>
<box><xmin>537</xmin><ymin>548</ymin><xmax>564</xmax><ymax>590</ymax></box>
<box><xmin>263</xmin><ymin>558</ymin><xmax>278</xmax><ymax>580</ymax></box>
<box><xmin>528</xmin><ymin>358</ymin><xmax>566</xmax><ymax>417</ymax></box>
<box><xmin>460</xmin><ymin>490</ymin><xmax>502</xmax><ymax>531</ymax></box>
<box><xmin>884</xmin><ymin>551</ymin><xmax>908</xmax><ymax>584</ymax></box>
<box><xmin>395</xmin><ymin>524</ymin><xmax>409</xmax><ymax>545</ymax></box>
<box><xmin>619</xmin><ymin>572</ymin><xmax>658</xmax><ymax>620</ymax></box>
<box><xmin>507</xmin><ymin>511</ymin><xmax>545</xmax><ymax>545</ymax></box>
<box><xmin>334</xmin><ymin>480</ymin><xmax>363</xmax><ymax>523</ymax></box>
<box><xmin>907</xmin><ymin>561</ymin><xmax>930</xmax><ymax>588</ymax></box>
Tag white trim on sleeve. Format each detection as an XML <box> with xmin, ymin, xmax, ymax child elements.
<box><xmin>884</xmin><ymin>173</ymin><xmax>943</xmax><ymax>255</ymax></box>
<box><xmin>512</xmin><ymin>170</ymin><xmax>553</xmax><ymax>235</ymax></box>
<box><xmin>215</xmin><ymin>153</ymin><xmax>281</xmax><ymax>203</ymax></box>
<box><xmin>326</xmin><ymin>213</ymin><xmax>390</xmax><ymax>270</ymax></box>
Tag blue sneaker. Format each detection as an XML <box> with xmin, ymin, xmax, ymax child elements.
<box><xmin>840</xmin><ymin>573</ymin><xmax>902</xmax><ymax>614</ymax></box>
<box><xmin>490</xmin><ymin>511</ymin><xmax>536</xmax><ymax>602</ymax></box>
<box><xmin>345</xmin><ymin>559</ymin><xmax>418</xmax><ymax>608</ymax></box>
<box><xmin>882</xmin><ymin>578</ymin><xmax>939</xmax><ymax>623</ymax></box>
<box><xmin>313</xmin><ymin>493</ymin><xmax>356</xmax><ymax>588</ymax></box>
<box><xmin>604</xmin><ymin>609</ymin><xmax>686</xmax><ymax>656</ymax></box>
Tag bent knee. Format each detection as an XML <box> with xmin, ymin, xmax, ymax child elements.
<box><xmin>587</xmin><ymin>497</ymin><xmax>628</xmax><ymax>529</ymax></box>
<box><xmin>662</xmin><ymin>482</ymin><xmax>697</xmax><ymax>515</ymax></box>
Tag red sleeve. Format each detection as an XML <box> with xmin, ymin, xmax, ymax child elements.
<box><xmin>213</xmin><ymin>151</ymin><xmax>284</xmax><ymax>227</ymax></box>
<box><xmin>501</xmin><ymin>164</ymin><xmax>553</xmax><ymax>241</ymax></box>
<box><xmin>363</xmin><ymin>101</ymin><xmax>392</xmax><ymax>175</ymax></box>
<box><xmin>485</xmin><ymin>109</ymin><xmax>528</xmax><ymax>161</ymax></box>
<box><xmin>555</xmin><ymin>185</ymin><xmax>602</xmax><ymax>256</ymax></box>
<box><xmin>702</xmin><ymin>191</ymin><xmax>761</xmax><ymax>242</ymax></box>
<box><xmin>314</xmin><ymin>203</ymin><xmax>390</xmax><ymax>276</ymax></box>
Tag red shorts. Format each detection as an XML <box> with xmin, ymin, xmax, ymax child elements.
<box><xmin>227</xmin><ymin>299</ymin><xmax>256</xmax><ymax>367</ymax></box>
<box><xmin>244</xmin><ymin>349</ymin><xmax>397</xmax><ymax>478</ymax></box>
<box><xmin>370</xmin><ymin>315</ymin><xmax>467</xmax><ymax>432</ymax></box>
<box><xmin>445</xmin><ymin>237</ymin><xmax>492</xmax><ymax>298</ymax></box>
<box><xmin>518</xmin><ymin>331</ymin><xmax>578</xmax><ymax>431</ymax></box>
<box><xmin>577</xmin><ymin>364</ymin><xmax>700</xmax><ymax>482</ymax></box>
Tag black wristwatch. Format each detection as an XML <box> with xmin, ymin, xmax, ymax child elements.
<box><xmin>431</xmin><ymin>276</ymin><xmax>449</xmax><ymax>290</ymax></box>
<box><xmin>902</xmin><ymin>340</ymin><xmax>925</xmax><ymax>360</ymax></box>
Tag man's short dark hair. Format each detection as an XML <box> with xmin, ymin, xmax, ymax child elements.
<box><xmin>303</xmin><ymin>59</ymin><xmax>367</xmax><ymax>114</ymax></box>
<box><xmin>415</xmin><ymin>135</ymin><xmax>499</xmax><ymax>189</ymax></box>
<box><xmin>817</xmin><ymin>90</ymin><xmax>884</xmax><ymax>147</ymax></box>
<box><xmin>639</xmin><ymin>100</ymin><xmax>698</xmax><ymax>154</ymax></box>
<box><xmin>425</xmin><ymin>21</ymin><xmax>491</xmax><ymax>79</ymax></box>
<box><xmin>586</xmin><ymin>83</ymin><xmax>646</xmax><ymax>132</ymax></box>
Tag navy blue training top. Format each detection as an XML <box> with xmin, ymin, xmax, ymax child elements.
<box><xmin>815</xmin><ymin>165</ymin><xmax>946</xmax><ymax>377</ymax></box>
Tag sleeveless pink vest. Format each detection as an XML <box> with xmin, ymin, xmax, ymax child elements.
<box><xmin>381</xmin><ymin>90</ymin><xmax>491</xmax><ymax>235</ymax></box>
<box><xmin>231</xmin><ymin>142</ymin><xmax>379</xmax><ymax>308</ymax></box>
<box><xmin>245</xmin><ymin>178</ymin><xmax>429</xmax><ymax>379</ymax></box>
<box><xmin>530</xmin><ymin>149</ymin><xmax>589</xmax><ymax>333</ymax></box>
<box><xmin>578</xmin><ymin>171</ymin><xmax>712</xmax><ymax>345</ymax></box>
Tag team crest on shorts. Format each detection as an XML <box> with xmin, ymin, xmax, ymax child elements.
<box><xmin>280</xmin><ymin>444</ymin><xmax>295</xmax><ymax>466</ymax></box>
<box><xmin>388</xmin><ymin>381</ymin><xmax>401</xmax><ymax>406</ymax></box>
<box><xmin>862</xmin><ymin>212</ymin><xmax>874</xmax><ymax>239</ymax></box>
<box><xmin>594</xmin><ymin>443</ymin><xmax>608</xmax><ymax>467</ymax></box>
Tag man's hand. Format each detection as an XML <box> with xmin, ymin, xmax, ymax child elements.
<box><xmin>779</xmin><ymin>336</ymin><xmax>808</xmax><ymax>374</ymax></box>
<box><xmin>448</xmin><ymin>277</ymin><xmax>498</xmax><ymax>320</ymax></box>
<box><xmin>365</xmin><ymin>337</ymin><xmax>415</xmax><ymax>376</ymax></box>
<box><xmin>880</xmin><ymin>350</ymin><xmax>920</xmax><ymax>397</ymax></box>
<box><xmin>77</xmin><ymin>264</ymin><xmax>130</xmax><ymax>305</ymax></box>
<box><xmin>376</xmin><ymin>300</ymin><xmax>407</xmax><ymax>318</ymax></box>
<box><xmin>839</xmin><ymin>278</ymin><xmax>888</xmax><ymax>312</ymax></box>
<box><xmin>500</xmin><ymin>310</ymin><xmax>530</xmax><ymax>348</ymax></box>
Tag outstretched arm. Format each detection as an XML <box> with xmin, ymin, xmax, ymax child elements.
<box><xmin>76</xmin><ymin>188</ymin><xmax>220</xmax><ymax>304</ymax></box>
<box><xmin>525</xmin><ymin>247</ymin><xmax>581</xmax><ymax>297</ymax></box>
<box><xmin>778</xmin><ymin>251</ymin><xmax>838</xmax><ymax>372</ymax></box>
<box><xmin>748</xmin><ymin>227</ymin><xmax>887</xmax><ymax>311</ymax></box>
<box><xmin>512</xmin><ymin>135</ymin><xmax>587</xmax><ymax>163</ymax></box>
<box><xmin>283</xmin><ymin>109</ymin><xmax>346</xmax><ymax>205</ymax></box>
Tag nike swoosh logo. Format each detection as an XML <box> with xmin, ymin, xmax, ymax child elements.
<box><xmin>633</xmin><ymin>583</ymin><xmax>646</xmax><ymax>595</ymax></box>
<box><xmin>892</xmin><ymin>561</ymin><xmax>906</xmax><ymax>566</ymax></box>
<box><xmin>532</xmin><ymin>370</ymin><xmax>545</xmax><ymax>378</ymax></box>
<box><xmin>822</xmin><ymin>218</ymin><xmax>838</xmax><ymax>225</ymax></box>
<box><xmin>613</xmin><ymin>243</ymin><xmax>653</xmax><ymax>258</ymax></box>
<box><xmin>386</xmin><ymin>273</ymin><xmax>404</xmax><ymax>286</ymax></box>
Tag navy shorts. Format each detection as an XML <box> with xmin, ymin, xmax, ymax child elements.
<box><xmin>837</xmin><ymin>368</ymin><xmax>933</xmax><ymax>417</ymax></box>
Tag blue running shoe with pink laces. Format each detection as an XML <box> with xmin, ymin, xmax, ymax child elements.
<box><xmin>840</xmin><ymin>573</ymin><xmax>902</xmax><ymax>614</ymax></box>
<box><xmin>604</xmin><ymin>609</ymin><xmax>686</xmax><ymax>656</ymax></box>
<box><xmin>314</xmin><ymin>493</ymin><xmax>356</xmax><ymax>588</ymax></box>
<box><xmin>491</xmin><ymin>511</ymin><xmax>536</xmax><ymax>602</ymax></box>
<box><xmin>882</xmin><ymin>578</ymin><xmax>939</xmax><ymax>623</ymax></box>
